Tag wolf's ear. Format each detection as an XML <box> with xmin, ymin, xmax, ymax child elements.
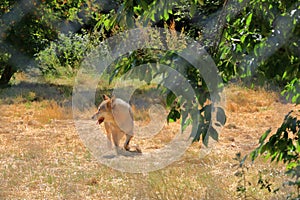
<box><xmin>111</xmin><ymin>95</ymin><xmax>116</xmax><ymax>108</ymax></box>
<box><xmin>111</xmin><ymin>95</ymin><xmax>116</xmax><ymax>102</ymax></box>
<box><xmin>103</xmin><ymin>94</ymin><xmax>110</xmax><ymax>100</ymax></box>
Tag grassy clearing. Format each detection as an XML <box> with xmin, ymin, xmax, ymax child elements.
<box><xmin>0</xmin><ymin>81</ymin><xmax>299</xmax><ymax>199</ymax></box>
<box><xmin>226</xmin><ymin>84</ymin><xmax>279</xmax><ymax>113</ymax></box>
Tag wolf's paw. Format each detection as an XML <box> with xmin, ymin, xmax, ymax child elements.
<box><xmin>127</xmin><ymin>144</ymin><xmax>142</xmax><ymax>153</ymax></box>
<box><xmin>134</xmin><ymin>145</ymin><xmax>142</xmax><ymax>153</ymax></box>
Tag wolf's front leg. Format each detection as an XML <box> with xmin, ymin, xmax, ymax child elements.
<box><xmin>111</xmin><ymin>132</ymin><xmax>120</xmax><ymax>147</ymax></box>
<box><xmin>106</xmin><ymin>132</ymin><xmax>113</xmax><ymax>149</ymax></box>
<box><xmin>104</xmin><ymin>122</ymin><xmax>113</xmax><ymax>149</ymax></box>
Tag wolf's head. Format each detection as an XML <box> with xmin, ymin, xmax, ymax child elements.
<box><xmin>91</xmin><ymin>94</ymin><xmax>116</xmax><ymax>123</ymax></box>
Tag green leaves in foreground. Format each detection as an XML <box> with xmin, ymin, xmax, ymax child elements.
<box><xmin>251</xmin><ymin>111</ymin><xmax>300</xmax><ymax>195</ymax></box>
<box><xmin>165</xmin><ymin>89</ymin><xmax>226</xmax><ymax>146</ymax></box>
<box><xmin>281</xmin><ymin>78</ymin><xmax>300</xmax><ymax>105</ymax></box>
<box><xmin>251</xmin><ymin>111</ymin><xmax>299</xmax><ymax>164</ymax></box>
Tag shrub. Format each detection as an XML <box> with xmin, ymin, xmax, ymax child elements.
<box><xmin>36</xmin><ymin>31</ymin><xmax>100</xmax><ymax>78</ymax></box>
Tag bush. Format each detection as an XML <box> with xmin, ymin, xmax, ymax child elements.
<box><xmin>36</xmin><ymin>31</ymin><xmax>100</xmax><ymax>78</ymax></box>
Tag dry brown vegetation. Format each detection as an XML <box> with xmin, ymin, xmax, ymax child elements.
<box><xmin>0</xmin><ymin>82</ymin><xmax>299</xmax><ymax>199</ymax></box>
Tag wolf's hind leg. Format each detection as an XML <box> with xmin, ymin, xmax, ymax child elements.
<box><xmin>124</xmin><ymin>134</ymin><xmax>133</xmax><ymax>151</ymax></box>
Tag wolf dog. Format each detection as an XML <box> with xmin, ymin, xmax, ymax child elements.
<box><xmin>91</xmin><ymin>95</ymin><xmax>134</xmax><ymax>151</ymax></box>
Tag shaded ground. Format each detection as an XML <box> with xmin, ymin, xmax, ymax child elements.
<box><xmin>0</xmin><ymin>83</ymin><xmax>299</xmax><ymax>199</ymax></box>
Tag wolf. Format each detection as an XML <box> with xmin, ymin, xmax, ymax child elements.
<box><xmin>91</xmin><ymin>95</ymin><xmax>134</xmax><ymax>152</ymax></box>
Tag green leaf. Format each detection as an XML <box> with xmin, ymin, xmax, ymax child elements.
<box><xmin>282</xmin><ymin>71</ymin><xmax>287</xmax><ymax>79</ymax></box>
<box><xmin>202</xmin><ymin>130</ymin><xmax>209</xmax><ymax>146</ymax></box>
<box><xmin>268</xmin><ymin>4</ymin><xmax>273</xmax><ymax>9</ymax></box>
<box><xmin>236</xmin><ymin>44</ymin><xmax>242</xmax><ymax>53</ymax></box>
<box><xmin>150</xmin><ymin>11</ymin><xmax>156</xmax><ymax>21</ymax></box>
<box><xmin>167</xmin><ymin>109</ymin><xmax>180</xmax><ymax>123</ymax></box>
<box><xmin>133</xmin><ymin>6</ymin><xmax>141</xmax><ymax>14</ymax></box>
<box><xmin>216</xmin><ymin>107</ymin><xmax>226</xmax><ymax>126</ymax></box>
<box><xmin>226</xmin><ymin>14</ymin><xmax>231</xmax><ymax>23</ymax></box>
<box><xmin>198</xmin><ymin>0</ymin><xmax>204</xmax><ymax>5</ymax></box>
<box><xmin>246</xmin><ymin>13</ymin><xmax>253</xmax><ymax>27</ymax></box>
<box><xmin>259</xmin><ymin>129</ymin><xmax>271</xmax><ymax>143</ymax></box>
<box><xmin>104</xmin><ymin>19</ymin><xmax>110</xmax><ymax>29</ymax></box>
<box><xmin>254</xmin><ymin>44</ymin><xmax>260</xmax><ymax>56</ymax></box>
<box><xmin>287</xmin><ymin>162</ymin><xmax>298</xmax><ymax>170</ymax></box>
<box><xmin>250</xmin><ymin>149</ymin><xmax>259</xmax><ymax>161</ymax></box>
<box><xmin>210</xmin><ymin>127</ymin><xmax>219</xmax><ymax>141</ymax></box>
<box><xmin>163</xmin><ymin>9</ymin><xmax>169</xmax><ymax>20</ymax></box>
<box><xmin>168</xmin><ymin>118</ymin><xmax>175</xmax><ymax>123</ymax></box>
<box><xmin>292</xmin><ymin>94</ymin><xmax>300</xmax><ymax>104</ymax></box>
<box><xmin>166</xmin><ymin>91</ymin><xmax>176</xmax><ymax>107</ymax></box>
<box><xmin>182</xmin><ymin>116</ymin><xmax>192</xmax><ymax>132</ymax></box>
<box><xmin>240</xmin><ymin>34</ymin><xmax>247</xmax><ymax>44</ymax></box>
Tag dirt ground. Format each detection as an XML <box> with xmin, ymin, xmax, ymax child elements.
<box><xmin>0</xmin><ymin>83</ymin><xmax>299</xmax><ymax>199</ymax></box>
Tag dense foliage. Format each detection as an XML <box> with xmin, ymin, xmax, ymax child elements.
<box><xmin>0</xmin><ymin>0</ymin><xmax>98</xmax><ymax>84</ymax></box>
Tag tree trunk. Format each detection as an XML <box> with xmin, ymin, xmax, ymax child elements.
<box><xmin>0</xmin><ymin>64</ymin><xmax>16</xmax><ymax>86</ymax></box>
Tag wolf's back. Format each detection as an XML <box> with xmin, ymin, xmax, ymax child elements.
<box><xmin>112</xmin><ymin>98</ymin><xmax>134</xmax><ymax>134</ymax></box>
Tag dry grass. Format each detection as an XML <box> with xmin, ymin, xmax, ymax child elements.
<box><xmin>0</xmin><ymin>83</ymin><xmax>299</xmax><ymax>199</ymax></box>
<box><xmin>32</xmin><ymin>100</ymin><xmax>72</xmax><ymax>123</ymax></box>
<box><xmin>226</xmin><ymin>84</ymin><xmax>279</xmax><ymax>113</ymax></box>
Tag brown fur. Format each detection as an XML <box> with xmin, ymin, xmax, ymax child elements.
<box><xmin>92</xmin><ymin>95</ymin><xmax>134</xmax><ymax>151</ymax></box>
